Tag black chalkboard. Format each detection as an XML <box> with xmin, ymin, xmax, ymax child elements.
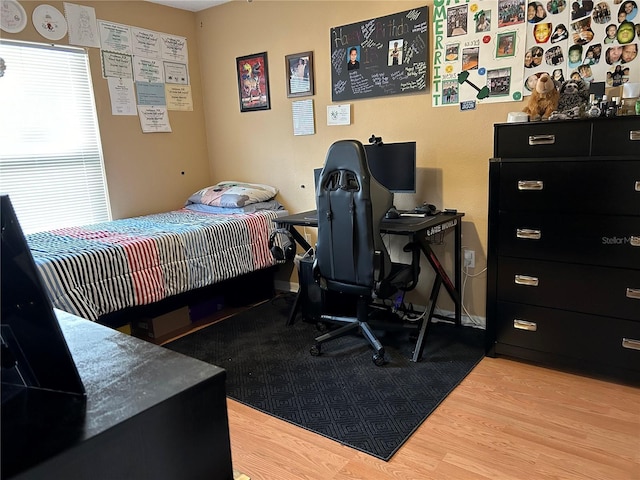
<box><xmin>330</xmin><ymin>6</ymin><xmax>429</xmax><ymax>102</ymax></box>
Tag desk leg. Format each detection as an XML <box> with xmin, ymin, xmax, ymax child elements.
<box><xmin>412</xmin><ymin>276</ymin><xmax>441</xmax><ymax>362</ymax></box>
<box><xmin>286</xmin><ymin>227</ymin><xmax>312</xmax><ymax>253</ymax></box>
<box><xmin>276</xmin><ymin>225</ymin><xmax>312</xmax><ymax>326</ymax></box>
<box><xmin>417</xmin><ymin>239</ymin><xmax>461</xmax><ymax>311</ymax></box>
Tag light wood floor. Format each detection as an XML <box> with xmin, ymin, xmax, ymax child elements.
<box><xmin>227</xmin><ymin>357</ymin><xmax>640</xmax><ymax>480</ymax></box>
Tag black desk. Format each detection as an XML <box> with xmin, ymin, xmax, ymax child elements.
<box><xmin>275</xmin><ymin>210</ymin><xmax>465</xmax><ymax>362</ymax></box>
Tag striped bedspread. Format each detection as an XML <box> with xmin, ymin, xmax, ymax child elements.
<box><xmin>26</xmin><ymin>209</ymin><xmax>286</xmax><ymax>321</ymax></box>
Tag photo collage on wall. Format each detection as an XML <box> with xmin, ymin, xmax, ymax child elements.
<box><xmin>432</xmin><ymin>0</ymin><xmax>529</xmax><ymax>107</ymax></box>
<box><xmin>432</xmin><ymin>0</ymin><xmax>639</xmax><ymax>107</ymax></box>
<box><xmin>524</xmin><ymin>0</ymin><xmax>639</xmax><ymax>93</ymax></box>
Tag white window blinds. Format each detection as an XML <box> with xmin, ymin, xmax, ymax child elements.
<box><xmin>0</xmin><ymin>39</ymin><xmax>111</xmax><ymax>234</ymax></box>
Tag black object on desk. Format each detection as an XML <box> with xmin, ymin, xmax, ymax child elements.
<box><xmin>275</xmin><ymin>210</ymin><xmax>465</xmax><ymax>362</ymax></box>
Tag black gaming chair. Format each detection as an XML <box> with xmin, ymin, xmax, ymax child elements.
<box><xmin>310</xmin><ymin>140</ymin><xmax>418</xmax><ymax>366</ymax></box>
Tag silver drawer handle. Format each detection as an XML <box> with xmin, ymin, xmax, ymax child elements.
<box><xmin>630</xmin><ymin>130</ymin><xmax>640</xmax><ymax>141</ymax></box>
<box><xmin>515</xmin><ymin>275</ymin><xmax>539</xmax><ymax>286</ymax></box>
<box><xmin>622</xmin><ymin>338</ymin><xmax>640</xmax><ymax>350</ymax></box>
<box><xmin>516</xmin><ymin>228</ymin><xmax>541</xmax><ymax>240</ymax></box>
<box><xmin>631</xmin><ymin>236</ymin><xmax>640</xmax><ymax>247</ymax></box>
<box><xmin>514</xmin><ymin>319</ymin><xmax>537</xmax><ymax>331</ymax></box>
<box><xmin>626</xmin><ymin>288</ymin><xmax>640</xmax><ymax>300</ymax></box>
<box><xmin>635</xmin><ymin>181</ymin><xmax>640</xmax><ymax>192</ymax></box>
<box><xmin>518</xmin><ymin>180</ymin><xmax>544</xmax><ymax>191</ymax></box>
<box><xmin>528</xmin><ymin>134</ymin><xmax>555</xmax><ymax>145</ymax></box>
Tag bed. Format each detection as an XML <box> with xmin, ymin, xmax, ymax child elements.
<box><xmin>25</xmin><ymin>182</ymin><xmax>288</xmax><ymax>323</ymax></box>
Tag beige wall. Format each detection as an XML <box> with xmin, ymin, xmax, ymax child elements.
<box><xmin>3</xmin><ymin>1</ymin><xmax>211</xmax><ymax>219</ymax></box>
<box><xmin>195</xmin><ymin>1</ymin><xmax>520</xmax><ymax>321</ymax></box>
<box><xmin>4</xmin><ymin>0</ymin><xmax>524</xmax><ymax>321</ymax></box>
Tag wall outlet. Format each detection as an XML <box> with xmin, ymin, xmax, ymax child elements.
<box><xmin>464</xmin><ymin>249</ymin><xmax>475</xmax><ymax>268</ymax></box>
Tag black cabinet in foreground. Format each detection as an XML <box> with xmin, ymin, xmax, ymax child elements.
<box><xmin>3</xmin><ymin>309</ymin><xmax>234</xmax><ymax>480</ymax></box>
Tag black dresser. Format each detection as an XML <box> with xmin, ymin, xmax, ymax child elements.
<box><xmin>487</xmin><ymin>116</ymin><xmax>640</xmax><ymax>383</ymax></box>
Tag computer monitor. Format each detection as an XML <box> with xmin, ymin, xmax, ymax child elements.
<box><xmin>364</xmin><ymin>141</ymin><xmax>416</xmax><ymax>193</ymax></box>
<box><xmin>313</xmin><ymin>167</ymin><xmax>323</xmax><ymax>191</ymax></box>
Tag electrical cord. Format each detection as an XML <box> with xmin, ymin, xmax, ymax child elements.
<box><xmin>459</xmin><ymin>263</ymin><xmax>486</xmax><ymax>327</ymax></box>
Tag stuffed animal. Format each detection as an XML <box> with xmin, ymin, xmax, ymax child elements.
<box><xmin>523</xmin><ymin>73</ymin><xmax>560</xmax><ymax>121</ymax></box>
<box><xmin>549</xmin><ymin>78</ymin><xmax>590</xmax><ymax>120</ymax></box>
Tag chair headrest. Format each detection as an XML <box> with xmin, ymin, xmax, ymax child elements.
<box><xmin>323</xmin><ymin>140</ymin><xmax>368</xmax><ymax>174</ymax></box>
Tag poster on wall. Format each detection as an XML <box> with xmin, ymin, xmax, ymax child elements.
<box><xmin>432</xmin><ymin>0</ymin><xmax>528</xmax><ymax>107</ymax></box>
<box><xmin>98</xmin><ymin>20</ymin><xmax>132</xmax><ymax>54</ymax></box>
<box><xmin>236</xmin><ymin>52</ymin><xmax>271</xmax><ymax>112</ymax></box>
<box><xmin>522</xmin><ymin>0</ymin><xmax>639</xmax><ymax>95</ymax></box>
<box><xmin>330</xmin><ymin>6</ymin><xmax>429</xmax><ymax>102</ymax></box>
<box><xmin>64</xmin><ymin>2</ymin><xmax>100</xmax><ymax>48</ymax></box>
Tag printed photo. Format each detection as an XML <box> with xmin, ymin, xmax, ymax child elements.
<box><xmin>442</xmin><ymin>80</ymin><xmax>459</xmax><ymax>104</ymax></box>
<box><xmin>447</xmin><ymin>5</ymin><xmax>469</xmax><ymax>36</ymax></box>
<box><xmin>476</xmin><ymin>10</ymin><xmax>492</xmax><ymax>32</ymax></box>
<box><xmin>462</xmin><ymin>46</ymin><xmax>479</xmax><ymax>70</ymax></box>
<box><xmin>388</xmin><ymin>39</ymin><xmax>404</xmax><ymax>66</ymax></box>
<box><xmin>445</xmin><ymin>43</ymin><xmax>460</xmax><ymax>61</ymax></box>
<box><xmin>497</xmin><ymin>32</ymin><xmax>517</xmax><ymax>57</ymax></box>
<box><xmin>487</xmin><ymin>67</ymin><xmax>512</xmax><ymax>96</ymax></box>
<box><xmin>498</xmin><ymin>0</ymin><xmax>526</xmax><ymax>27</ymax></box>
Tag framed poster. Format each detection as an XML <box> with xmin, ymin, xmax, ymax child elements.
<box><xmin>285</xmin><ymin>51</ymin><xmax>314</xmax><ymax>98</ymax></box>
<box><xmin>329</xmin><ymin>6</ymin><xmax>429</xmax><ymax>102</ymax></box>
<box><xmin>236</xmin><ymin>52</ymin><xmax>270</xmax><ymax>112</ymax></box>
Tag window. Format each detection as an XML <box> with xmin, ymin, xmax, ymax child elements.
<box><xmin>0</xmin><ymin>40</ymin><xmax>110</xmax><ymax>234</ymax></box>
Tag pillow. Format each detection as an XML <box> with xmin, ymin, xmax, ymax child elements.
<box><xmin>183</xmin><ymin>200</ymin><xmax>284</xmax><ymax>214</ymax></box>
<box><xmin>186</xmin><ymin>181</ymin><xmax>278</xmax><ymax>208</ymax></box>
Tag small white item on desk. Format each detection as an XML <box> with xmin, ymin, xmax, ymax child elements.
<box><xmin>400</xmin><ymin>213</ymin><xmax>427</xmax><ymax>218</ymax></box>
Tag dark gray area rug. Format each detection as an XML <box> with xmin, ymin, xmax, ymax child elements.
<box><xmin>165</xmin><ymin>294</ymin><xmax>485</xmax><ymax>461</ymax></box>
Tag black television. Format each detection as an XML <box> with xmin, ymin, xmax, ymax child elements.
<box><xmin>364</xmin><ymin>141</ymin><xmax>416</xmax><ymax>193</ymax></box>
<box><xmin>1</xmin><ymin>194</ymin><xmax>85</xmax><ymax>401</ymax></box>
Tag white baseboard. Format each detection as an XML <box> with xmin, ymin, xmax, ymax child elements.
<box><xmin>274</xmin><ymin>280</ymin><xmax>486</xmax><ymax>329</ymax></box>
<box><xmin>432</xmin><ymin>307</ymin><xmax>486</xmax><ymax>329</ymax></box>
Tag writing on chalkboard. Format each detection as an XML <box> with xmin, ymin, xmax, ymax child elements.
<box><xmin>330</xmin><ymin>6</ymin><xmax>429</xmax><ymax>102</ymax></box>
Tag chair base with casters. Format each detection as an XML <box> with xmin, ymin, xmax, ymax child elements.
<box><xmin>310</xmin><ymin>295</ymin><xmax>387</xmax><ymax>366</ymax></box>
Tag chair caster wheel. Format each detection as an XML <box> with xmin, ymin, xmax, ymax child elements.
<box><xmin>373</xmin><ymin>353</ymin><xmax>385</xmax><ymax>366</ymax></box>
<box><xmin>310</xmin><ymin>344</ymin><xmax>321</xmax><ymax>356</ymax></box>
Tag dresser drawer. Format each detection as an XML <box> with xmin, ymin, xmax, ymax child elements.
<box><xmin>495</xmin><ymin>160</ymin><xmax>640</xmax><ymax>215</ymax></box>
<box><xmin>495</xmin><ymin>301</ymin><xmax>640</xmax><ymax>372</ymax></box>
<box><xmin>496</xmin><ymin>257</ymin><xmax>640</xmax><ymax>321</ymax></box>
<box><xmin>494</xmin><ymin>121</ymin><xmax>591</xmax><ymax>158</ymax></box>
<box><xmin>591</xmin><ymin>117</ymin><xmax>640</xmax><ymax>156</ymax></box>
<box><xmin>497</xmin><ymin>212</ymin><xmax>640</xmax><ymax>268</ymax></box>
